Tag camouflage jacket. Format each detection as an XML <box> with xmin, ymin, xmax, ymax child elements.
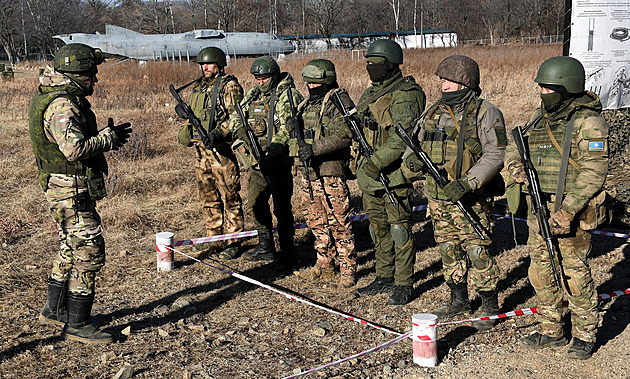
<box><xmin>227</xmin><ymin>72</ymin><xmax>303</xmax><ymax>149</ymax></box>
<box><xmin>177</xmin><ymin>74</ymin><xmax>243</xmax><ymax>151</ymax></box>
<box><xmin>505</xmin><ymin>91</ymin><xmax>609</xmax><ymax>217</ymax></box>
<box><xmin>293</xmin><ymin>88</ymin><xmax>354</xmax><ymax>177</ymax></box>
<box><xmin>356</xmin><ymin>70</ymin><xmax>426</xmax><ymax>193</ymax></box>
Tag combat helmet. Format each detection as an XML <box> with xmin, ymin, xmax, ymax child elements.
<box><xmin>365</xmin><ymin>39</ymin><xmax>403</xmax><ymax>64</ymax></box>
<box><xmin>54</xmin><ymin>43</ymin><xmax>104</xmax><ymax>73</ymax></box>
<box><xmin>250</xmin><ymin>56</ymin><xmax>280</xmax><ymax>76</ymax></box>
<box><xmin>301</xmin><ymin>59</ymin><xmax>336</xmax><ymax>85</ymax></box>
<box><xmin>196</xmin><ymin>47</ymin><xmax>227</xmax><ymax>67</ymax></box>
<box><xmin>435</xmin><ymin>55</ymin><xmax>480</xmax><ymax>89</ymax></box>
<box><xmin>534</xmin><ymin>56</ymin><xmax>585</xmax><ymax>94</ymax></box>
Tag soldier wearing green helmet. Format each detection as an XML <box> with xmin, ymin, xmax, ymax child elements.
<box><xmin>30</xmin><ymin>43</ymin><xmax>132</xmax><ymax>344</ymax></box>
<box><xmin>224</xmin><ymin>56</ymin><xmax>303</xmax><ymax>270</ymax></box>
<box><xmin>176</xmin><ymin>46</ymin><xmax>245</xmax><ymax>260</ymax></box>
<box><xmin>292</xmin><ymin>59</ymin><xmax>358</xmax><ymax>289</ymax></box>
<box><xmin>505</xmin><ymin>56</ymin><xmax>609</xmax><ymax>359</ymax></box>
<box><xmin>403</xmin><ymin>55</ymin><xmax>507</xmax><ymax>330</ymax></box>
<box><xmin>353</xmin><ymin>39</ymin><xmax>426</xmax><ymax>305</ymax></box>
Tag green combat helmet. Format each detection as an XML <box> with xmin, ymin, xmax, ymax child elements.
<box><xmin>301</xmin><ymin>59</ymin><xmax>336</xmax><ymax>85</ymax></box>
<box><xmin>534</xmin><ymin>56</ymin><xmax>585</xmax><ymax>94</ymax></box>
<box><xmin>54</xmin><ymin>43</ymin><xmax>104</xmax><ymax>73</ymax></box>
<box><xmin>196</xmin><ymin>47</ymin><xmax>227</xmax><ymax>68</ymax></box>
<box><xmin>435</xmin><ymin>55</ymin><xmax>480</xmax><ymax>89</ymax></box>
<box><xmin>250</xmin><ymin>56</ymin><xmax>280</xmax><ymax>76</ymax></box>
<box><xmin>365</xmin><ymin>39</ymin><xmax>403</xmax><ymax>64</ymax></box>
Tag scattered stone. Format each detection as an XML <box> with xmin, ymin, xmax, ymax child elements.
<box><xmin>183</xmin><ymin>372</ymin><xmax>192</xmax><ymax>379</ymax></box>
<box><xmin>113</xmin><ymin>365</ymin><xmax>134</xmax><ymax>379</ymax></box>
<box><xmin>397</xmin><ymin>360</ymin><xmax>406</xmax><ymax>369</ymax></box>
<box><xmin>383</xmin><ymin>364</ymin><xmax>392</xmax><ymax>373</ymax></box>
<box><xmin>155</xmin><ymin>305</ymin><xmax>169</xmax><ymax>315</ymax></box>
<box><xmin>283</xmin><ymin>327</ymin><xmax>291</xmax><ymax>334</ymax></box>
<box><xmin>121</xmin><ymin>326</ymin><xmax>132</xmax><ymax>336</ymax></box>
<box><xmin>318</xmin><ymin>321</ymin><xmax>333</xmax><ymax>331</ymax></box>
<box><xmin>237</xmin><ymin>317</ymin><xmax>249</xmax><ymax>326</ymax></box>
<box><xmin>188</xmin><ymin>324</ymin><xmax>205</xmax><ymax>333</ymax></box>
<box><xmin>292</xmin><ymin>368</ymin><xmax>303</xmax><ymax>374</ymax></box>
<box><xmin>101</xmin><ymin>351</ymin><xmax>116</xmax><ymax>364</ymax></box>
<box><xmin>312</xmin><ymin>327</ymin><xmax>326</xmax><ymax>337</ymax></box>
<box><xmin>25</xmin><ymin>265</ymin><xmax>38</xmax><ymax>270</ymax></box>
<box><xmin>177</xmin><ymin>319</ymin><xmax>186</xmax><ymax>327</ymax></box>
<box><xmin>119</xmin><ymin>250</ymin><xmax>130</xmax><ymax>257</ymax></box>
<box><xmin>158</xmin><ymin>328</ymin><xmax>169</xmax><ymax>337</ymax></box>
<box><xmin>143</xmin><ymin>350</ymin><xmax>157</xmax><ymax>359</ymax></box>
<box><xmin>225</xmin><ymin>330</ymin><xmax>237</xmax><ymax>336</ymax></box>
<box><xmin>173</xmin><ymin>298</ymin><xmax>191</xmax><ymax>310</ymax></box>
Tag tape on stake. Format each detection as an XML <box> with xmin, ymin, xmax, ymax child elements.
<box><xmin>412</xmin><ymin>314</ymin><xmax>438</xmax><ymax>367</ymax></box>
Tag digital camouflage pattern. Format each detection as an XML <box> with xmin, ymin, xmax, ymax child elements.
<box><xmin>505</xmin><ymin>90</ymin><xmax>609</xmax><ymax>343</ymax></box>
<box><xmin>177</xmin><ymin>74</ymin><xmax>244</xmax><ymax>244</ymax></box>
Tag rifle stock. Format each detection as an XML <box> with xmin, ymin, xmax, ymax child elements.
<box><xmin>511</xmin><ymin>125</ymin><xmax>563</xmax><ymax>290</ymax></box>
<box><xmin>330</xmin><ymin>91</ymin><xmax>397</xmax><ymax>206</ymax></box>
<box><xmin>394</xmin><ymin>124</ymin><xmax>486</xmax><ymax>240</ymax></box>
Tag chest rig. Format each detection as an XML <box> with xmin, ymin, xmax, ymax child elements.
<box><xmin>189</xmin><ymin>75</ymin><xmax>234</xmax><ymax>132</ymax></box>
<box><xmin>246</xmin><ymin>84</ymin><xmax>288</xmax><ymax>148</ymax></box>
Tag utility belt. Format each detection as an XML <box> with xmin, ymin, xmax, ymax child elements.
<box><xmin>37</xmin><ymin>157</ymin><xmax>85</xmax><ymax>175</ymax></box>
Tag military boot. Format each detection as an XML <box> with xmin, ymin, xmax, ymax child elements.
<box><xmin>243</xmin><ymin>232</ymin><xmax>276</xmax><ymax>261</ymax></box>
<box><xmin>355</xmin><ymin>276</ymin><xmax>395</xmax><ymax>297</ymax></box>
<box><xmin>433</xmin><ymin>282</ymin><xmax>471</xmax><ymax>318</ymax></box>
<box><xmin>39</xmin><ymin>278</ymin><xmax>68</xmax><ymax>327</ymax></box>
<box><xmin>567</xmin><ymin>338</ymin><xmax>595</xmax><ymax>359</ymax></box>
<box><xmin>387</xmin><ymin>285</ymin><xmax>413</xmax><ymax>305</ymax></box>
<box><xmin>274</xmin><ymin>235</ymin><xmax>295</xmax><ymax>271</ymax></box>
<box><xmin>62</xmin><ymin>292</ymin><xmax>112</xmax><ymax>344</ymax></box>
<box><xmin>472</xmin><ymin>290</ymin><xmax>500</xmax><ymax>330</ymax></box>
<box><xmin>337</xmin><ymin>274</ymin><xmax>357</xmax><ymax>289</ymax></box>
<box><xmin>520</xmin><ymin>332</ymin><xmax>568</xmax><ymax>349</ymax></box>
<box><xmin>296</xmin><ymin>262</ymin><xmax>335</xmax><ymax>281</ymax></box>
<box><xmin>218</xmin><ymin>244</ymin><xmax>240</xmax><ymax>260</ymax></box>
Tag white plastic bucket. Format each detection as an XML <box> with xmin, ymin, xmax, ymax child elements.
<box><xmin>412</xmin><ymin>313</ymin><xmax>438</xmax><ymax>367</ymax></box>
<box><xmin>156</xmin><ymin>232</ymin><xmax>175</xmax><ymax>272</ymax></box>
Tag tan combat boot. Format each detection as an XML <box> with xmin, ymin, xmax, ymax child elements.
<box><xmin>296</xmin><ymin>262</ymin><xmax>335</xmax><ymax>281</ymax></box>
<box><xmin>337</xmin><ymin>274</ymin><xmax>357</xmax><ymax>289</ymax></box>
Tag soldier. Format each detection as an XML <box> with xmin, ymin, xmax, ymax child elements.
<box><xmin>403</xmin><ymin>55</ymin><xmax>507</xmax><ymax>330</ymax></box>
<box><xmin>30</xmin><ymin>43</ymin><xmax>132</xmax><ymax>343</ymax></box>
<box><xmin>353</xmin><ymin>39</ymin><xmax>426</xmax><ymax>305</ymax></box>
<box><xmin>291</xmin><ymin>59</ymin><xmax>358</xmax><ymax>288</ymax></box>
<box><xmin>177</xmin><ymin>47</ymin><xmax>244</xmax><ymax>260</ymax></box>
<box><xmin>505</xmin><ymin>56</ymin><xmax>608</xmax><ymax>359</ymax></box>
<box><xmin>225</xmin><ymin>57</ymin><xmax>303</xmax><ymax>269</ymax></box>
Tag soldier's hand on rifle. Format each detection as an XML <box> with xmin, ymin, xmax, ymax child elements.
<box><xmin>206</xmin><ymin>128</ymin><xmax>222</xmax><ymax>148</ymax></box>
<box><xmin>404</xmin><ymin>154</ymin><xmax>424</xmax><ymax>173</ymax></box>
<box><xmin>443</xmin><ymin>177</ymin><xmax>471</xmax><ymax>202</ymax></box>
<box><xmin>106</xmin><ymin>117</ymin><xmax>132</xmax><ymax>150</ymax></box>
<box><xmin>285</xmin><ymin>117</ymin><xmax>297</xmax><ymax>137</ymax></box>
<box><xmin>298</xmin><ymin>142</ymin><xmax>314</xmax><ymax>162</ymax></box>
<box><xmin>507</xmin><ymin>160</ymin><xmax>529</xmax><ymax>186</ymax></box>
<box><xmin>361</xmin><ymin>159</ymin><xmax>381</xmax><ymax>181</ymax></box>
<box><xmin>234</xmin><ymin>127</ymin><xmax>248</xmax><ymax>142</ymax></box>
<box><xmin>549</xmin><ymin>208</ymin><xmax>572</xmax><ymax>235</ymax></box>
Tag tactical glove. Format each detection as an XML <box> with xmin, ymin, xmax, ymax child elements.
<box><xmin>361</xmin><ymin>159</ymin><xmax>381</xmax><ymax>181</ymax></box>
<box><xmin>204</xmin><ymin>128</ymin><xmax>222</xmax><ymax>149</ymax></box>
<box><xmin>234</xmin><ymin>126</ymin><xmax>248</xmax><ymax>142</ymax></box>
<box><xmin>443</xmin><ymin>177</ymin><xmax>471</xmax><ymax>202</ymax></box>
<box><xmin>298</xmin><ymin>142</ymin><xmax>314</xmax><ymax>162</ymax></box>
<box><xmin>106</xmin><ymin>117</ymin><xmax>132</xmax><ymax>150</ymax></box>
<box><xmin>507</xmin><ymin>160</ymin><xmax>529</xmax><ymax>186</ymax></box>
<box><xmin>549</xmin><ymin>208</ymin><xmax>573</xmax><ymax>235</ymax></box>
<box><xmin>260</xmin><ymin>142</ymin><xmax>284</xmax><ymax>176</ymax></box>
<box><xmin>404</xmin><ymin>154</ymin><xmax>424</xmax><ymax>173</ymax></box>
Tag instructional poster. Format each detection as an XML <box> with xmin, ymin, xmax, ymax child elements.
<box><xmin>569</xmin><ymin>0</ymin><xmax>630</xmax><ymax>110</ymax></box>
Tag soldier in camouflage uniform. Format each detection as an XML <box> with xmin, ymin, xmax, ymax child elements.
<box><xmin>30</xmin><ymin>43</ymin><xmax>132</xmax><ymax>343</ymax></box>
<box><xmin>403</xmin><ymin>55</ymin><xmax>507</xmax><ymax>330</ymax></box>
<box><xmin>223</xmin><ymin>57</ymin><xmax>303</xmax><ymax>270</ymax></box>
<box><xmin>506</xmin><ymin>56</ymin><xmax>609</xmax><ymax>359</ymax></box>
<box><xmin>177</xmin><ymin>47</ymin><xmax>244</xmax><ymax>260</ymax></box>
<box><xmin>353</xmin><ymin>40</ymin><xmax>426</xmax><ymax>305</ymax></box>
<box><xmin>291</xmin><ymin>59</ymin><xmax>358</xmax><ymax>288</ymax></box>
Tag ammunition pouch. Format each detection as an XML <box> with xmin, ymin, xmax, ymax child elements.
<box><xmin>85</xmin><ymin>166</ymin><xmax>107</xmax><ymax>201</ymax></box>
<box><xmin>231</xmin><ymin>139</ymin><xmax>257</xmax><ymax>168</ymax></box>
<box><xmin>579</xmin><ymin>190</ymin><xmax>612</xmax><ymax>230</ymax></box>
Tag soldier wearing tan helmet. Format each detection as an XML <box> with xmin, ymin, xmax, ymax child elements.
<box><xmin>176</xmin><ymin>47</ymin><xmax>245</xmax><ymax>260</ymax></box>
<box><xmin>31</xmin><ymin>43</ymin><xmax>132</xmax><ymax>343</ymax></box>
<box><xmin>403</xmin><ymin>55</ymin><xmax>507</xmax><ymax>329</ymax></box>
<box><xmin>506</xmin><ymin>56</ymin><xmax>609</xmax><ymax>359</ymax></box>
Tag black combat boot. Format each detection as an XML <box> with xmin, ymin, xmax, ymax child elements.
<box><xmin>243</xmin><ymin>232</ymin><xmax>276</xmax><ymax>261</ymax></box>
<box><xmin>62</xmin><ymin>292</ymin><xmax>112</xmax><ymax>344</ymax></box>
<box><xmin>274</xmin><ymin>236</ymin><xmax>295</xmax><ymax>271</ymax></box>
<box><xmin>520</xmin><ymin>332</ymin><xmax>568</xmax><ymax>349</ymax></box>
<box><xmin>433</xmin><ymin>282</ymin><xmax>471</xmax><ymax>318</ymax></box>
<box><xmin>472</xmin><ymin>290</ymin><xmax>500</xmax><ymax>330</ymax></box>
<box><xmin>567</xmin><ymin>338</ymin><xmax>595</xmax><ymax>359</ymax></box>
<box><xmin>355</xmin><ymin>276</ymin><xmax>395</xmax><ymax>297</ymax></box>
<box><xmin>387</xmin><ymin>285</ymin><xmax>413</xmax><ymax>305</ymax></box>
<box><xmin>39</xmin><ymin>278</ymin><xmax>68</xmax><ymax>327</ymax></box>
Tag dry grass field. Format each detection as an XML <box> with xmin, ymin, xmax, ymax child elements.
<box><xmin>1</xmin><ymin>44</ymin><xmax>629</xmax><ymax>378</ymax></box>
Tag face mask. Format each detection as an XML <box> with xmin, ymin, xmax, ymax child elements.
<box><xmin>366</xmin><ymin>62</ymin><xmax>388</xmax><ymax>83</ymax></box>
<box><xmin>441</xmin><ymin>88</ymin><xmax>470</xmax><ymax>106</ymax></box>
<box><xmin>540</xmin><ymin>92</ymin><xmax>565</xmax><ymax>113</ymax></box>
<box><xmin>307</xmin><ymin>84</ymin><xmax>327</xmax><ymax>100</ymax></box>
<box><xmin>66</xmin><ymin>72</ymin><xmax>94</xmax><ymax>96</ymax></box>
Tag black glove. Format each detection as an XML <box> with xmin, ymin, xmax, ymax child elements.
<box><xmin>204</xmin><ymin>128</ymin><xmax>222</xmax><ymax>149</ymax></box>
<box><xmin>108</xmin><ymin>117</ymin><xmax>132</xmax><ymax>150</ymax></box>
<box><xmin>443</xmin><ymin>177</ymin><xmax>472</xmax><ymax>202</ymax></box>
<box><xmin>285</xmin><ymin>117</ymin><xmax>296</xmax><ymax>137</ymax></box>
<box><xmin>260</xmin><ymin>142</ymin><xmax>284</xmax><ymax>176</ymax></box>
<box><xmin>298</xmin><ymin>142</ymin><xmax>314</xmax><ymax>162</ymax></box>
<box><xmin>361</xmin><ymin>159</ymin><xmax>380</xmax><ymax>181</ymax></box>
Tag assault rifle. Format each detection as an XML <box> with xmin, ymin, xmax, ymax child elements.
<box><xmin>169</xmin><ymin>83</ymin><xmax>221</xmax><ymax>163</ymax></box>
<box><xmin>395</xmin><ymin>124</ymin><xmax>486</xmax><ymax>240</ymax></box>
<box><xmin>287</xmin><ymin>87</ymin><xmax>314</xmax><ymax>200</ymax></box>
<box><xmin>233</xmin><ymin>102</ymin><xmax>269</xmax><ymax>183</ymax></box>
<box><xmin>330</xmin><ymin>91</ymin><xmax>396</xmax><ymax>206</ymax></box>
<box><xmin>512</xmin><ymin>125</ymin><xmax>562</xmax><ymax>290</ymax></box>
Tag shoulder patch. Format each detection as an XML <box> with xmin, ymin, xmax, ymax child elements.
<box><xmin>587</xmin><ymin>138</ymin><xmax>605</xmax><ymax>155</ymax></box>
<box><xmin>494</xmin><ymin>125</ymin><xmax>508</xmax><ymax>147</ymax></box>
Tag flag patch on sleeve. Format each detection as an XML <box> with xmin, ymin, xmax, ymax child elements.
<box><xmin>588</xmin><ymin>141</ymin><xmax>604</xmax><ymax>151</ymax></box>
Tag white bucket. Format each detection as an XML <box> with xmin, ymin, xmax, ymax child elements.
<box><xmin>156</xmin><ymin>232</ymin><xmax>175</xmax><ymax>272</ymax></box>
<box><xmin>412</xmin><ymin>313</ymin><xmax>438</xmax><ymax>367</ymax></box>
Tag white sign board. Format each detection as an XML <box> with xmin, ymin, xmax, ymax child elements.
<box><xmin>569</xmin><ymin>0</ymin><xmax>630</xmax><ymax>110</ymax></box>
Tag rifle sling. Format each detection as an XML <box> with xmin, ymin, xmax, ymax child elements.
<box><xmin>553</xmin><ymin>112</ymin><xmax>578</xmax><ymax>213</ymax></box>
<box><xmin>445</xmin><ymin>105</ymin><xmax>466</xmax><ymax>180</ymax></box>
<box><xmin>267</xmin><ymin>87</ymin><xmax>277</xmax><ymax>148</ymax></box>
<box><xmin>354</xmin><ymin>76</ymin><xmax>407</xmax><ymax>114</ymax></box>
<box><xmin>207</xmin><ymin>75</ymin><xmax>222</xmax><ymax>133</ymax></box>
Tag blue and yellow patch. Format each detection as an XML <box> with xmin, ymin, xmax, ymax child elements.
<box><xmin>587</xmin><ymin>138</ymin><xmax>606</xmax><ymax>156</ymax></box>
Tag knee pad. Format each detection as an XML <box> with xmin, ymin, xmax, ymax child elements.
<box><xmin>390</xmin><ymin>224</ymin><xmax>410</xmax><ymax>247</ymax></box>
<box><xmin>467</xmin><ymin>245</ymin><xmax>490</xmax><ymax>271</ymax></box>
<box><xmin>439</xmin><ymin>242</ymin><xmax>458</xmax><ymax>265</ymax></box>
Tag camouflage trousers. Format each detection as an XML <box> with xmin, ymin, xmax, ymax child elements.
<box><xmin>195</xmin><ymin>146</ymin><xmax>244</xmax><ymax>247</ymax></box>
<box><xmin>45</xmin><ymin>174</ymin><xmax>105</xmax><ymax>295</ymax></box>
<box><xmin>362</xmin><ymin>186</ymin><xmax>415</xmax><ymax>286</ymax></box>
<box><xmin>300</xmin><ymin>172</ymin><xmax>356</xmax><ymax>276</ymax></box>
<box><xmin>429</xmin><ymin>198</ymin><xmax>498</xmax><ymax>292</ymax></box>
<box><xmin>527</xmin><ymin>227</ymin><xmax>599</xmax><ymax>342</ymax></box>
